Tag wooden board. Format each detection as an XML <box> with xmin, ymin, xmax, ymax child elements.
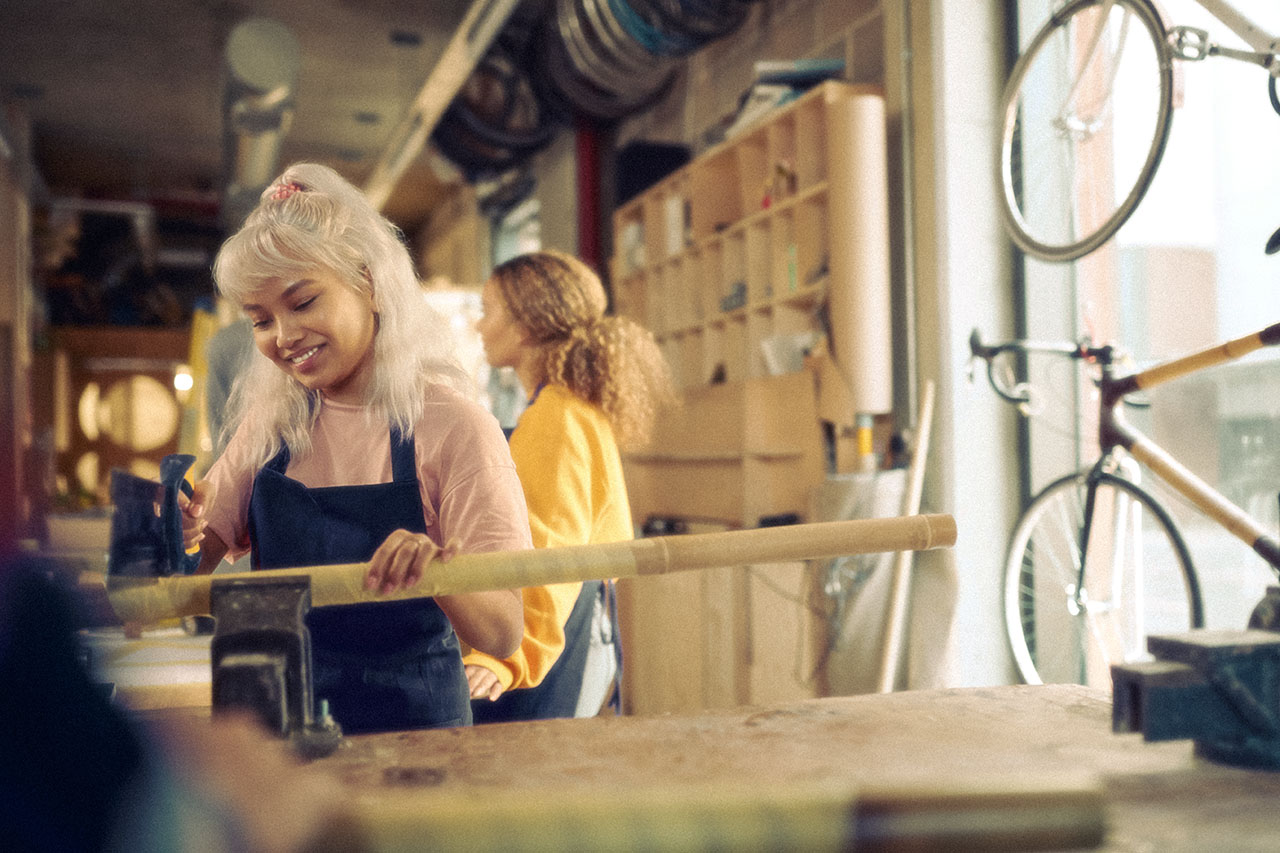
<box><xmin>82</xmin><ymin>625</ymin><xmax>211</xmax><ymax>710</ymax></box>
<box><xmin>142</xmin><ymin>685</ymin><xmax>1280</xmax><ymax>850</ymax></box>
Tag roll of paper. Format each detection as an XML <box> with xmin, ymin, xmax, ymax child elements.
<box><xmin>826</xmin><ymin>90</ymin><xmax>893</xmax><ymax>419</ymax></box>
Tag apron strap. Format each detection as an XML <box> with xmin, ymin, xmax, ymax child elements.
<box><xmin>263</xmin><ymin>442</ymin><xmax>291</xmax><ymax>474</ymax></box>
<box><xmin>390</xmin><ymin>427</ymin><xmax>416</xmax><ymax>482</ymax></box>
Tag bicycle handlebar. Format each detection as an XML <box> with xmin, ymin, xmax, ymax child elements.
<box><xmin>967</xmin><ymin>329</ymin><xmax>1144</xmax><ymax>408</ymax></box>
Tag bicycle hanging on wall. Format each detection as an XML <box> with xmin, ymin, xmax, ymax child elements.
<box><xmin>998</xmin><ymin>0</ymin><xmax>1280</xmax><ymax>263</ymax></box>
<box><xmin>969</xmin><ymin>324</ymin><xmax>1280</xmax><ymax>687</ymax></box>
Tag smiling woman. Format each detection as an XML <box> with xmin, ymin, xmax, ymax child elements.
<box><xmin>178</xmin><ymin>162</ymin><xmax>533</xmax><ymax>735</ymax></box>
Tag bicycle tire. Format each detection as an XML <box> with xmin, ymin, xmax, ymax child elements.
<box><xmin>998</xmin><ymin>0</ymin><xmax>1175</xmax><ymax>262</ymax></box>
<box><xmin>1003</xmin><ymin>470</ymin><xmax>1203</xmax><ymax>688</ymax></box>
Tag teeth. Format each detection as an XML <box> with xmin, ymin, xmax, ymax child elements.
<box><xmin>290</xmin><ymin>346</ymin><xmax>319</xmax><ymax>364</ymax></box>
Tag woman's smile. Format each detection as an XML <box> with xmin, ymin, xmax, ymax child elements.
<box><xmin>287</xmin><ymin>345</ymin><xmax>322</xmax><ymax>368</ymax></box>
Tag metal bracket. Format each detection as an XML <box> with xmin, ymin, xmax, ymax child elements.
<box><xmin>1168</xmin><ymin>25</ymin><xmax>1277</xmax><ymax>71</ymax></box>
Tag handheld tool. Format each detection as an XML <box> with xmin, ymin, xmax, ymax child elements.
<box><xmin>108</xmin><ymin>453</ymin><xmax>202</xmax><ymax>578</ymax></box>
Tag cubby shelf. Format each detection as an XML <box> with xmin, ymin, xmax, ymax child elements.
<box><xmin>612</xmin><ymin>80</ymin><xmax>892</xmax><ymax>527</ymax></box>
<box><xmin>610</xmin><ymin>80</ymin><xmax>890</xmax><ymax>399</ymax></box>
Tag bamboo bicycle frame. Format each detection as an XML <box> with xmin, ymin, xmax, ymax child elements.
<box><xmin>1187</xmin><ymin>0</ymin><xmax>1279</xmax><ymax>59</ymax></box>
<box><xmin>1098</xmin><ymin>322</ymin><xmax>1280</xmax><ymax>571</ymax></box>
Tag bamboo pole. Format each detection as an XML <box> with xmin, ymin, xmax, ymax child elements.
<box><xmin>105</xmin><ymin>514</ymin><xmax>956</xmax><ymax>625</ymax></box>
<box><xmin>877</xmin><ymin>379</ymin><xmax>936</xmax><ymax>693</ymax></box>
<box><xmin>1132</xmin><ymin>323</ymin><xmax>1280</xmax><ymax>392</ymax></box>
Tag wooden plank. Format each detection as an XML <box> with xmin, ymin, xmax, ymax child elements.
<box><xmin>615</xmin><ymin>572</ymin><xmax>704</xmax><ymax>715</ymax></box>
<box><xmin>745</xmin><ymin>560</ymin><xmax>824</xmax><ymax>706</ymax></box>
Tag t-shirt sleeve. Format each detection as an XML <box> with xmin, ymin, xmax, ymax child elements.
<box><xmin>203</xmin><ymin>423</ymin><xmax>259</xmax><ymax>563</ymax></box>
<box><xmin>429</xmin><ymin>397</ymin><xmax>533</xmax><ymax>557</ymax></box>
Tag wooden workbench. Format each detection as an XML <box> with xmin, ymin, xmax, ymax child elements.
<box><xmin>275</xmin><ymin>684</ymin><xmax>1280</xmax><ymax>851</ymax></box>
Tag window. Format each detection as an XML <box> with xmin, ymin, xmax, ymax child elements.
<box><xmin>1010</xmin><ymin>0</ymin><xmax>1280</xmax><ymax>627</ymax></box>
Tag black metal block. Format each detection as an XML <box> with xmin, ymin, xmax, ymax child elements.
<box><xmin>1112</xmin><ymin>629</ymin><xmax>1280</xmax><ymax>769</ymax></box>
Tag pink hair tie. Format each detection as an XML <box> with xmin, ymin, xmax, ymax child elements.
<box><xmin>270</xmin><ymin>180</ymin><xmax>304</xmax><ymax>201</ymax></box>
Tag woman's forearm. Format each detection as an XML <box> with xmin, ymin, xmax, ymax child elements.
<box><xmin>436</xmin><ymin>589</ymin><xmax>523</xmax><ymax>658</ymax></box>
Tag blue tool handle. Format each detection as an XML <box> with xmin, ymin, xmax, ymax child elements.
<box><xmin>159</xmin><ymin>453</ymin><xmax>201</xmax><ymax>576</ymax></box>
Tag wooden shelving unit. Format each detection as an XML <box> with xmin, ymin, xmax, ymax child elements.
<box><xmin>609</xmin><ymin>83</ymin><xmax>895</xmax><ymax>717</ymax></box>
<box><xmin>610</xmin><ymin>80</ymin><xmax>892</xmax><ymax>402</ymax></box>
<box><xmin>611</xmin><ymin>80</ymin><xmax>893</xmax><ymax>529</ymax></box>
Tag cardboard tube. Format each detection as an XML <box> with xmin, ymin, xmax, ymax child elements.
<box><xmin>104</xmin><ymin>514</ymin><xmax>956</xmax><ymax>625</ymax></box>
<box><xmin>826</xmin><ymin>89</ymin><xmax>892</xmax><ymax>418</ymax></box>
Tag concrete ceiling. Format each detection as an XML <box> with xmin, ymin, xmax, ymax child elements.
<box><xmin>0</xmin><ymin>0</ymin><xmax>479</xmax><ymax>233</ymax></box>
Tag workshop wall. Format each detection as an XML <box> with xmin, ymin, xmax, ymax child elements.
<box><xmin>0</xmin><ymin>105</ymin><xmax>35</xmax><ymax>550</ymax></box>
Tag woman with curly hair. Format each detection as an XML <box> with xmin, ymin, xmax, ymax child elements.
<box><xmin>470</xmin><ymin>248</ymin><xmax>673</xmax><ymax>721</ymax></box>
<box><xmin>180</xmin><ymin>163</ymin><xmax>530</xmax><ymax>733</ymax></box>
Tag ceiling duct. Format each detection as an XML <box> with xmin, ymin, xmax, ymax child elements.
<box><xmin>221</xmin><ymin>17</ymin><xmax>301</xmax><ymax>229</ymax></box>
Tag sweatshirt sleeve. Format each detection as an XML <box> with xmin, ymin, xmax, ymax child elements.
<box><xmin>462</xmin><ymin>388</ymin><xmax>593</xmax><ymax>690</ymax></box>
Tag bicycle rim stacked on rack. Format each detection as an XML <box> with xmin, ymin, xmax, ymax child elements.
<box><xmin>536</xmin><ymin>0</ymin><xmax>757</xmax><ymax>122</ymax></box>
<box><xmin>432</xmin><ymin>0</ymin><xmax>760</xmax><ymax>179</ymax></box>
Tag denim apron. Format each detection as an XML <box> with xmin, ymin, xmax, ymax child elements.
<box><xmin>247</xmin><ymin>428</ymin><xmax>471</xmax><ymax>733</ymax></box>
<box><xmin>470</xmin><ymin>579</ymin><xmax>601</xmax><ymax>723</ymax></box>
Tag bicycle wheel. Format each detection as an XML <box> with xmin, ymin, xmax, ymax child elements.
<box><xmin>998</xmin><ymin>0</ymin><xmax>1175</xmax><ymax>262</ymax></box>
<box><xmin>1004</xmin><ymin>470</ymin><xmax>1203</xmax><ymax>688</ymax></box>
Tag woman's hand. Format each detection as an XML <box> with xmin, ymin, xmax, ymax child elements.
<box><xmin>465</xmin><ymin>664</ymin><xmax>507</xmax><ymax>701</ymax></box>
<box><xmin>371</xmin><ymin>532</ymin><xmax>522</xmax><ymax>658</ymax></box>
<box><xmin>178</xmin><ymin>479</ymin><xmax>216</xmax><ymax>551</ymax></box>
<box><xmin>366</xmin><ymin>529</ymin><xmax>458</xmax><ymax>595</ymax></box>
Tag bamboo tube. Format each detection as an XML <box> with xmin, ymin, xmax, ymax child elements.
<box><xmin>105</xmin><ymin>514</ymin><xmax>956</xmax><ymax>625</ymax></box>
<box><xmin>1132</xmin><ymin>324</ymin><xmax>1278</xmax><ymax>391</ymax></box>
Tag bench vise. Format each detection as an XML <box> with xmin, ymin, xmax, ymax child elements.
<box><xmin>1112</xmin><ymin>606</ymin><xmax>1280</xmax><ymax>769</ymax></box>
<box><xmin>209</xmin><ymin>575</ymin><xmax>341</xmax><ymax>759</ymax></box>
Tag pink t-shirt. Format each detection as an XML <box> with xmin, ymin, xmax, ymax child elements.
<box><xmin>205</xmin><ymin>384</ymin><xmax>533</xmax><ymax>564</ymax></box>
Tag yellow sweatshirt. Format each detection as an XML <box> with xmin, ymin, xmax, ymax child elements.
<box><xmin>463</xmin><ymin>384</ymin><xmax>633</xmax><ymax>689</ymax></box>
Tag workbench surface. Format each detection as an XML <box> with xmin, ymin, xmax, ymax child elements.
<box><xmin>306</xmin><ymin>684</ymin><xmax>1280</xmax><ymax>851</ymax></box>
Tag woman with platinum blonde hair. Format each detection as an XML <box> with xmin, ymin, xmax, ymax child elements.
<box><xmin>180</xmin><ymin>163</ymin><xmax>530</xmax><ymax>733</ymax></box>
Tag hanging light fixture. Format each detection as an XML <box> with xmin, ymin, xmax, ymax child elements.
<box><xmin>221</xmin><ymin>17</ymin><xmax>301</xmax><ymax>229</ymax></box>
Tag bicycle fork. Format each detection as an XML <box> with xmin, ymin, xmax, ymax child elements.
<box><xmin>1073</xmin><ymin>456</ymin><xmax>1146</xmax><ymax>678</ymax></box>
